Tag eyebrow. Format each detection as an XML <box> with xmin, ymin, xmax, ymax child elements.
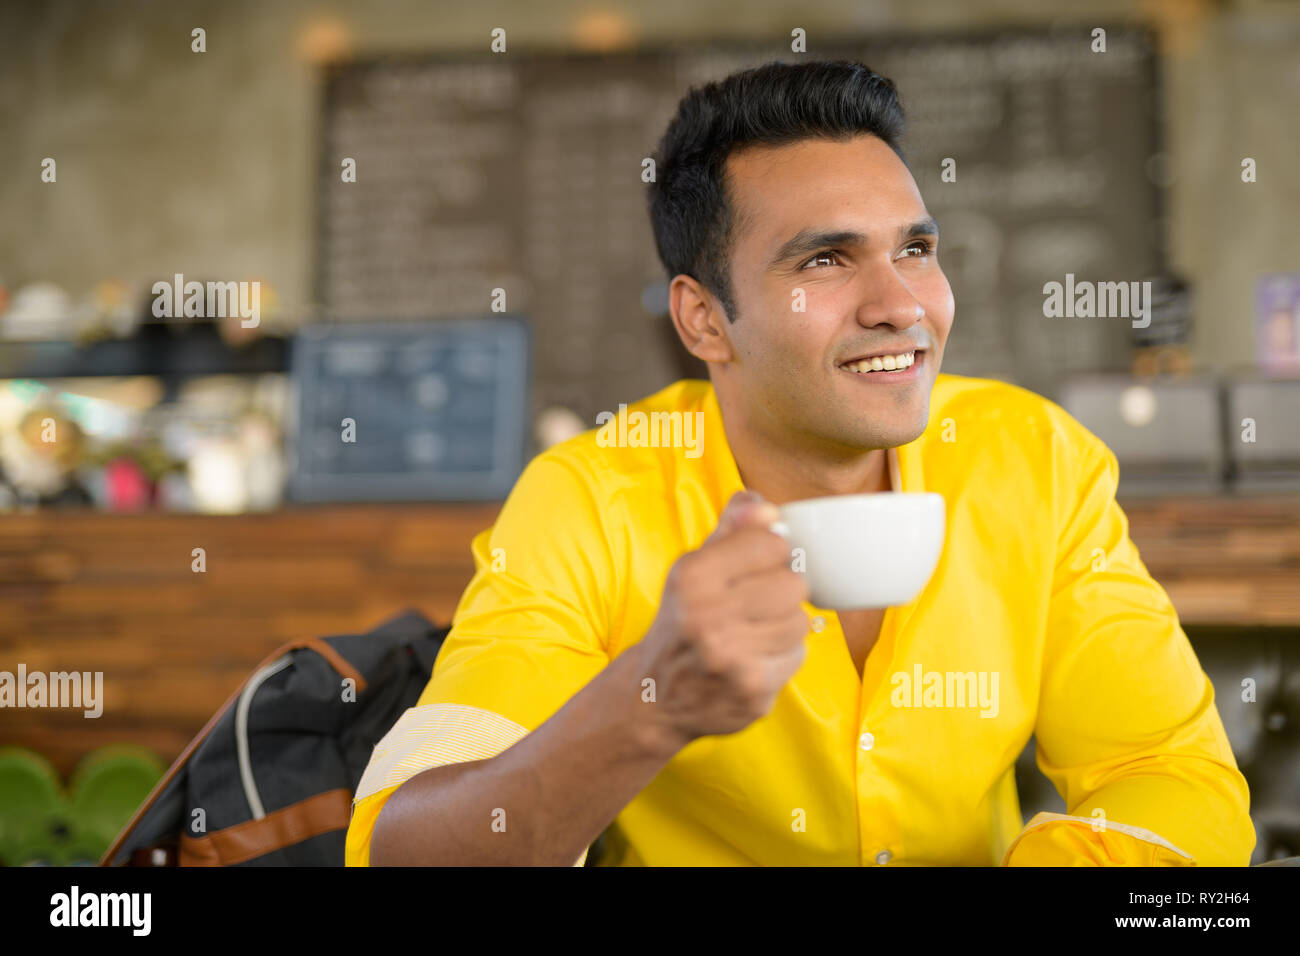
<box><xmin>767</xmin><ymin>217</ymin><xmax>940</xmax><ymax>270</ymax></box>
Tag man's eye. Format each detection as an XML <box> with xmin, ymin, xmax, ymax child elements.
<box><xmin>900</xmin><ymin>240</ymin><xmax>936</xmax><ymax>258</ymax></box>
<box><xmin>801</xmin><ymin>251</ymin><xmax>841</xmax><ymax>269</ymax></box>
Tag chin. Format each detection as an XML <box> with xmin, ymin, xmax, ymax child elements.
<box><xmin>892</xmin><ymin>420</ymin><xmax>929</xmax><ymax>447</ymax></box>
<box><xmin>868</xmin><ymin>409</ymin><xmax>929</xmax><ymax>450</ymax></box>
<box><xmin>821</xmin><ymin>420</ymin><xmax>923</xmax><ymax>453</ymax></box>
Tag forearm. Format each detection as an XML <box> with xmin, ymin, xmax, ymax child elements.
<box><xmin>369</xmin><ymin>642</ymin><xmax>687</xmax><ymax>866</ymax></box>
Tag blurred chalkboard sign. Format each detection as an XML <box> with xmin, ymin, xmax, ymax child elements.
<box><xmin>317</xmin><ymin>29</ymin><xmax>1161</xmax><ymax>409</ymax></box>
<box><xmin>288</xmin><ymin>318</ymin><xmax>529</xmax><ymax>502</ymax></box>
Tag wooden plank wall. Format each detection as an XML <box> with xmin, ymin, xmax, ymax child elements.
<box><xmin>1</xmin><ymin>496</ymin><xmax>1298</xmax><ymax>778</ymax></box>
<box><xmin>0</xmin><ymin>504</ymin><xmax>499</xmax><ymax>778</ymax></box>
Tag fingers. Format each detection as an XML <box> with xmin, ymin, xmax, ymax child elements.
<box><xmin>730</xmin><ymin>568</ymin><xmax>810</xmax><ymax>622</ymax></box>
<box><xmin>698</xmin><ymin>490</ymin><xmax>793</xmax><ymax>588</ymax></box>
<box><xmin>763</xmin><ymin>636</ymin><xmax>809</xmax><ymax>686</ymax></box>
<box><xmin>744</xmin><ymin>609</ymin><xmax>814</xmax><ymax>655</ymax></box>
<box><xmin>704</xmin><ymin>525</ymin><xmax>797</xmax><ymax>586</ymax></box>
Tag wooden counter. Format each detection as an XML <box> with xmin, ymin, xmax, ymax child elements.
<box><xmin>1</xmin><ymin>496</ymin><xmax>1298</xmax><ymax>777</ymax></box>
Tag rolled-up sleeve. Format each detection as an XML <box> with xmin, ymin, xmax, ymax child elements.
<box><xmin>1004</xmin><ymin>423</ymin><xmax>1255</xmax><ymax>866</ymax></box>
<box><xmin>345</xmin><ymin>451</ymin><xmax>617</xmax><ymax>867</ymax></box>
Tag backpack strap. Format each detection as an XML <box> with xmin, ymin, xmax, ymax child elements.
<box><xmin>178</xmin><ymin>788</ymin><xmax>354</xmax><ymax>866</ymax></box>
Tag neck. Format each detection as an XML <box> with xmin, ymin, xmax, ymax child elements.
<box><xmin>715</xmin><ymin>388</ymin><xmax>893</xmax><ymax>505</ymax></box>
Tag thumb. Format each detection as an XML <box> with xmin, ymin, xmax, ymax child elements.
<box><xmin>708</xmin><ymin>490</ymin><xmax>781</xmax><ymax>543</ymax></box>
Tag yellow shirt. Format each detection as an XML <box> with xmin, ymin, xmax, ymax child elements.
<box><xmin>346</xmin><ymin>376</ymin><xmax>1254</xmax><ymax>866</ymax></box>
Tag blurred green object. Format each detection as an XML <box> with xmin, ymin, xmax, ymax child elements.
<box><xmin>0</xmin><ymin>745</ymin><xmax>164</xmax><ymax>866</ymax></box>
<box><xmin>0</xmin><ymin>747</ymin><xmax>67</xmax><ymax>866</ymax></box>
<box><xmin>5</xmin><ymin>831</ymin><xmax>64</xmax><ymax>866</ymax></box>
<box><xmin>57</xmin><ymin>827</ymin><xmax>113</xmax><ymax>866</ymax></box>
<box><xmin>67</xmin><ymin>744</ymin><xmax>166</xmax><ymax>856</ymax></box>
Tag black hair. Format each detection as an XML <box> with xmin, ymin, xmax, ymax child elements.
<box><xmin>647</xmin><ymin>59</ymin><xmax>907</xmax><ymax>323</ymax></box>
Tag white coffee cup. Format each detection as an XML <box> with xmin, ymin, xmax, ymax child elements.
<box><xmin>769</xmin><ymin>492</ymin><xmax>945</xmax><ymax>610</ymax></box>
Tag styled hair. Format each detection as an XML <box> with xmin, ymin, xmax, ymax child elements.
<box><xmin>647</xmin><ymin>59</ymin><xmax>907</xmax><ymax>322</ymax></box>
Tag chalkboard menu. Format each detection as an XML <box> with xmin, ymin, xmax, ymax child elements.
<box><xmin>316</xmin><ymin>29</ymin><xmax>1161</xmax><ymax>421</ymax></box>
<box><xmin>288</xmin><ymin>318</ymin><xmax>529</xmax><ymax>501</ymax></box>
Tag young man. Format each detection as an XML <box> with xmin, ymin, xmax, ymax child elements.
<box><xmin>347</xmin><ymin>60</ymin><xmax>1254</xmax><ymax>866</ymax></box>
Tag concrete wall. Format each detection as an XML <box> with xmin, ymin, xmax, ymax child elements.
<box><xmin>2</xmin><ymin>0</ymin><xmax>1297</xmax><ymax>369</ymax></box>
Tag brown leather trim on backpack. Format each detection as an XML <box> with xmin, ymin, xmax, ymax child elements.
<box><xmin>101</xmin><ymin>636</ymin><xmax>368</xmax><ymax>866</ymax></box>
<box><xmin>178</xmin><ymin>788</ymin><xmax>354</xmax><ymax>866</ymax></box>
<box><xmin>295</xmin><ymin>637</ymin><xmax>368</xmax><ymax>694</ymax></box>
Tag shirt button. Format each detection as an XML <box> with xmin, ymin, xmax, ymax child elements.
<box><xmin>859</xmin><ymin>732</ymin><xmax>875</xmax><ymax>751</ymax></box>
<box><xmin>876</xmin><ymin>850</ymin><xmax>892</xmax><ymax>865</ymax></box>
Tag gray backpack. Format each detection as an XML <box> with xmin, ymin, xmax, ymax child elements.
<box><xmin>102</xmin><ymin>610</ymin><xmax>448</xmax><ymax>866</ymax></box>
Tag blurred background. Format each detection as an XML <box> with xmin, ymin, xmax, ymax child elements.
<box><xmin>1</xmin><ymin>0</ymin><xmax>1297</xmax><ymax>865</ymax></box>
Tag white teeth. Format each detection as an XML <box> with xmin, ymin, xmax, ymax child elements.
<box><xmin>845</xmin><ymin>351</ymin><xmax>916</xmax><ymax>374</ymax></box>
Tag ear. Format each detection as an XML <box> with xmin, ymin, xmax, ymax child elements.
<box><xmin>668</xmin><ymin>274</ymin><xmax>734</xmax><ymax>364</ymax></box>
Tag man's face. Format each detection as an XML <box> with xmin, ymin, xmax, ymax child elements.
<box><xmin>711</xmin><ymin>134</ymin><xmax>955</xmax><ymax>452</ymax></box>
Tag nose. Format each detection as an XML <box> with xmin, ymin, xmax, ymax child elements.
<box><xmin>853</xmin><ymin>262</ymin><xmax>926</xmax><ymax>330</ymax></box>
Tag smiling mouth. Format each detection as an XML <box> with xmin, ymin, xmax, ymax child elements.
<box><xmin>837</xmin><ymin>349</ymin><xmax>923</xmax><ymax>374</ymax></box>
